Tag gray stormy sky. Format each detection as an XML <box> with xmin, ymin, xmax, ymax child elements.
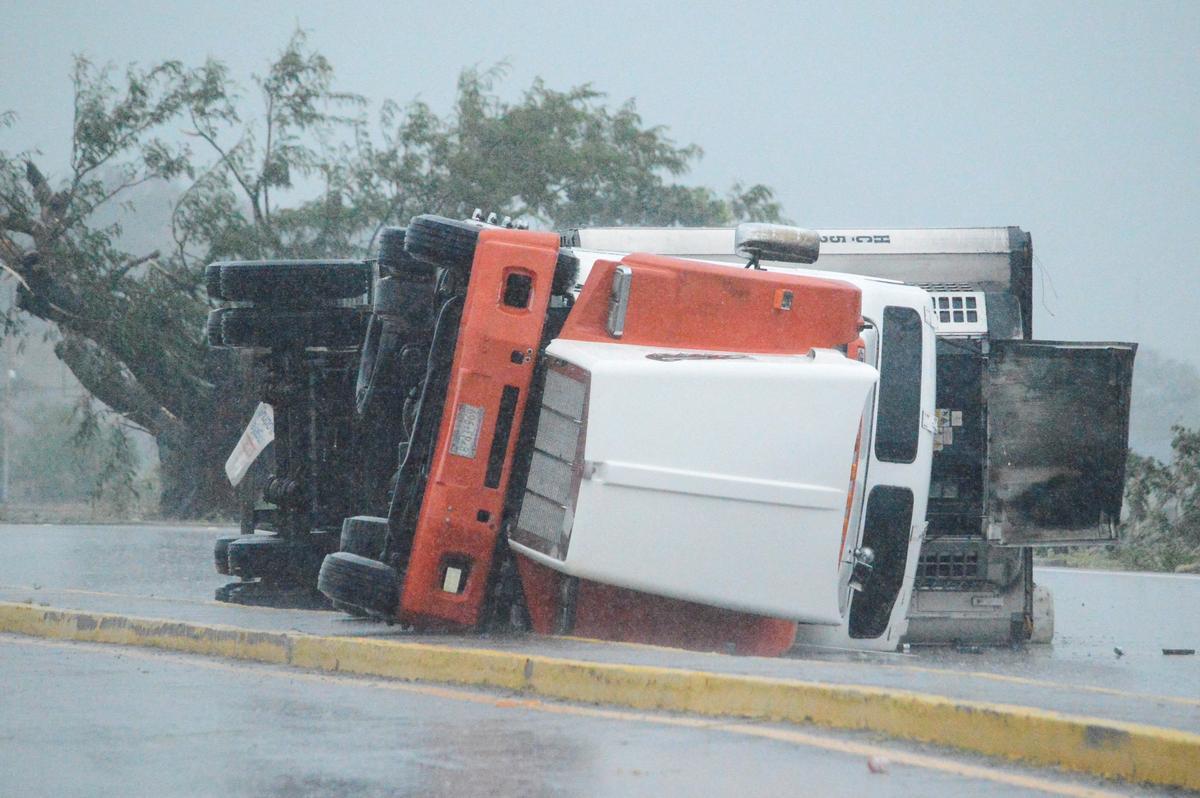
<box><xmin>1</xmin><ymin>0</ymin><xmax>1197</xmax><ymax>364</ymax></box>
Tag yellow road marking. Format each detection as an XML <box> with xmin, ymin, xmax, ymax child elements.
<box><xmin>0</xmin><ymin>634</ymin><xmax>1126</xmax><ymax>798</ymax></box>
<box><xmin>565</xmin><ymin>630</ymin><xmax>1200</xmax><ymax>709</ymax></box>
<box><xmin>1</xmin><ymin>601</ymin><xmax>1196</xmax><ymax>791</ymax></box>
<box><xmin>10</xmin><ymin>585</ymin><xmax>1195</xmax><ymax>712</ymax></box>
<box><xmin>874</xmin><ymin>661</ymin><xmax>1200</xmax><ymax>709</ymax></box>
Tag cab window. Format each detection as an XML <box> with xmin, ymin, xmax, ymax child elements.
<box><xmin>875</xmin><ymin>306</ymin><xmax>922</xmax><ymax>463</ymax></box>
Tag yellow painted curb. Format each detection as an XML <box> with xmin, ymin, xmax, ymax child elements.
<box><xmin>1</xmin><ymin>601</ymin><xmax>1197</xmax><ymax>791</ymax></box>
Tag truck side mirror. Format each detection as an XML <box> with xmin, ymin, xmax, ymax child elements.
<box><xmin>849</xmin><ymin>546</ymin><xmax>876</xmax><ymax>592</ymax></box>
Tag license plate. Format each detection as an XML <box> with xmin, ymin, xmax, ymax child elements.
<box><xmin>449</xmin><ymin>403</ymin><xmax>484</xmax><ymax>458</ymax></box>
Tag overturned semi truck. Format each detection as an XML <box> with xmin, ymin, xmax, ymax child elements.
<box><xmin>206</xmin><ymin>217</ymin><xmax>1135</xmax><ymax>653</ymax></box>
<box><xmin>313</xmin><ymin>218</ymin><xmax>884</xmax><ymax>656</ymax></box>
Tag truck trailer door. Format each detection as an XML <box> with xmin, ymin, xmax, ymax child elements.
<box><xmin>984</xmin><ymin>340</ymin><xmax>1136</xmax><ymax>546</ymax></box>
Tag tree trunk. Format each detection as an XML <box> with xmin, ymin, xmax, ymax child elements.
<box><xmin>157</xmin><ymin>423</ymin><xmax>240</xmax><ymax>517</ymax></box>
<box><xmin>156</xmin><ymin>349</ymin><xmax>262</xmax><ymax>518</ymax></box>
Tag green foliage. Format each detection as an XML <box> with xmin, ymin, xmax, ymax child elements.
<box><xmin>69</xmin><ymin>397</ymin><xmax>144</xmax><ymax>514</ymax></box>
<box><xmin>174</xmin><ymin>46</ymin><xmax>785</xmax><ymax>265</ymax></box>
<box><xmin>341</xmin><ymin>67</ymin><xmax>786</xmax><ymax>230</ymax></box>
<box><xmin>9</xmin><ymin>397</ymin><xmax>151</xmax><ymax>515</ymax></box>
<box><xmin>1116</xmin><ymin>425</ymin><xmax>1200</xmax><ymax>570</ymax></box>
<box><xmin>0</xmin><ymin>31</ymin><xmax>785</xmax><ymax>515</ymax></box>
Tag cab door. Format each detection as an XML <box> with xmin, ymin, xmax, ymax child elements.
<box><xmin>984</xmin><ymin>340</ymin><xmax>1136</xmax><ymax>546</ymax></box>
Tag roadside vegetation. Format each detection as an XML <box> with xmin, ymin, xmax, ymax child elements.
<box><xmin>1117</xmin><ymin>426</ymin><xmax>1200</xmax><ymax>571</ymax></box>
<box><xmin>0</xmin><ymin>31</ymin><xmax>782</xmax><ymax>519</ymax></box>
<box><xmin>1</xmin><ymin>395</ymin><xmax>158</xmax><ymax>521</ymax></box>
<box><xmin>1046</xmin><ymin>425</ymin><xmax>1200</xmax><ymax>573</ymax></box>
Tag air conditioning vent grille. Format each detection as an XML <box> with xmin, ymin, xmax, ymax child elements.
<box><xmin>927</xmin><ymin>291</ymin><xmax>988</xmax><ymax>334</ymax></box>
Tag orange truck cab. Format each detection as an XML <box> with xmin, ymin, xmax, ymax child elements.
<box><xmin>318</xmin><ymin>216</ymin><xmax>876</xmax><ymax>655</ymax></box>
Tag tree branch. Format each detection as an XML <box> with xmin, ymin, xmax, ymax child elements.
<box><xmin>0</xmin><ymin>256</ymin><xmax>32</xmax><ymax>292</ymax></box>
<box><xmin>72</xmin><ymin>173</ymin><xmax>158</xmax><ymax>225</ymax></box>
<box><xmin>148</xmin><ymin>258</ymin><xmax>201</xmax><ymax>296</ymax></box>
<box><xmin>106</xmin><ymin>249</ymin><xmax>161</xmax><ymax>286</ymax></box>
<box><xmin>25</xmin><ymin>161</ymin><xmax>52</xmax><ymax>205</ymax></box>
<box><xmin>0</xmin><ymin>234</ymin><xmax>31</xmax><ymax>286</ymax></box>
<box><xmin>262</xmin><ymin>93</ymin><xmax>274</xmax><ymax>224</ymax></box>
<box><xmin>1</xmin><ymin>211</ymin><xmax>35</xmax><ymax>237</ymax></box>
<box><xmin>12</xmin><ymin>251</ymin><xmax>200</xmax><ymax>418</ymax></box>
<box><xmin>11</xmin><ymin>251</ymin><xmax>89</xmax><ymax>321</ymax></box>
<box><xmin>54</xmin><ymin>333</ymin><xmax>185</xmax><ymax>443</ymax></box>
<box><xmin>186</xmin><ymin>109</ymin><xmax>262</xmax><ymax>223</ymax></box>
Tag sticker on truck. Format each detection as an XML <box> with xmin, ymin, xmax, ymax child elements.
<box><xmin>225</xmin><ymin>402</ymin><xmax>274</xmax><ymax>487</ymax></box>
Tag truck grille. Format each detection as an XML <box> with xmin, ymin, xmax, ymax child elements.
<box><xmin>513</xmin><ymin>366</ymin><xmax>588</xmax><ymax>560</ymax></box>
<box><xmin>915</xmin><ymin>540</ymin><xmax>994</xmax><ymax>590</ymax></box>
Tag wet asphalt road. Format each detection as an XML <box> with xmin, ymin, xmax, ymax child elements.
<box><xmin>0</xmin><ymin>523</ymin><xmax>1196</xmax><ymax>796</ymax></box>
<box><xmin>0</xmin><ymin>633</ymin><xmax>1165</xmax><ymax>798</ymax></box>
<box><xmin>0</xmin><ymin>522</ymin><xmax>230</xmax><ymax>602</ymax></box>
<box><xmin>2</xmin><ymin>524</ymin><xmax>1197</xmax><ymax>709</ymax></box>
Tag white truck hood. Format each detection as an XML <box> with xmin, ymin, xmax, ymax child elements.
<box><xmin>511</xmin><ymin>338</ymin><xmax>878</xmax><ymax>625</ymax></box>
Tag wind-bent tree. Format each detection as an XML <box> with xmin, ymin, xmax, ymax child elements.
<box><xmin>0</xmin><ymin>32</ymin><xmax>785</xmax><ymax>516</ymax></box>
<box><xmin>1119</xmin><ymin>426</ymin><xmax>1200</xmax><ymax>570</ymax></box>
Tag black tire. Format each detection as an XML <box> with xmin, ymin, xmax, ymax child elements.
<box><xmin>378</xmin><ymin>226</ymin><xmax>407</xmax><ymax>268</ymax></box>
<box><xmin>340</xmin><ymin>515</ymin><xmax>389</xmax><ymax>558</ymax></box>
<box><xmin>404</xmin><ymin>215</ymin><xmax>482</xmax><ymax>271</ymax></box>
<box><xmin>204</xmin><ymin>263</ymin><xmax>224</xmax><ymax>301</ymax></box>
<box><xmin>373</xmin><ymin>276</ymin><xmax>436</xmax><ymax>329</ymax></box>
<box><xmin>317</xmin><ymin>552</ymin><xmax>399</xmax><ymax>618</ymax></box>
<box><xmin>226</xmin><ymin>535</ymin><xmax>302</xmax><ymax>579</ymax></box>
<box><xmin>354</xmin><ymin>315</ymin><xmax>392</xmax><ymax>416</ymax></box>
<box><xmin>226</xmin><ymin>533</ymin><xmax>335</xmax><ymax>580</ymax></box>
<box><xmin>372</xmin><ymin>276</ymin><xmax>406</xmax><ymax>317</ymax></box>
<box><xmin>379</xmin><ymin>227</ymin><xmax>437</xmax><ymax>282</ymax></box>
<box><xmin>205</xmin><ymin>309</ymin><xmax>227</xmax><ymax>348</ymax></box>
<box><xmin>209</xmin><ymin>259</ymin><xmax>370</xmax><ymax>304</ymax></box>
<box><xmin>554</xmin><ymin>249</ymin><xmax>580</xmax><ymax>296</ymax></box>
<box><xmin>213</xmin><ymin>536</ymin><xmax>241</xmax><ymax>575</ymax></box>
<box><xmin>220</xmin><ymin>306</ymin><xmax>368</xmax><ymax>350</ymax></box>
